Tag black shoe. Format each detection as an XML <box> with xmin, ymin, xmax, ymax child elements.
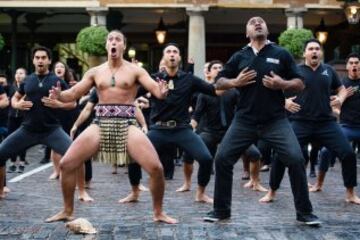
<box><xmin>18</xmin><ymin>165</ymin><xmax>25</xmax><ymax>173</ymax></box>
<box><xmin>39</xmin><ymin>158</ymin><xmax>50</xmax><ymax>164</ymax></box>
<box><xmin>203</xmin><ymin>211</ymin><xmax>230</xmax><ymax>222</ymax></box>
<box><xmin>296</xmin><ymin>213</ymin><xmax>321</xmax><ymax>226</ymax></box>
<box><xmin>7</xmin><ymin>165</ymin><xmax>16</xmax><ymax>173</ymax></box>
<box><xmin>309</xmin><ymin>171</ymin><xmax>316</xmax><ymax>178</ymax></box>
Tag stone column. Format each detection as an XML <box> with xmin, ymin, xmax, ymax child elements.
<box><xmin>87</xmin><ymin>7</ymin><xmax>108</xmax><ymax>27</ymax></box>
<box><xmin>285</xmin><ymin>7</ymin><xmax>307</xmax><ymax>29</ymax></box>
<box><xmin>186</xmin><ymin>6</ymin><xmax>208</xmax><ymax>78</ymax></box>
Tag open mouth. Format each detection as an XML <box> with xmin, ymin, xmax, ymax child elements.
<box><xmin>311</xmin><ymin>55</ymin><xmax>318</xmax><ymax>60</ymax></box>
<box><xmin>352</xmin><ymin>68</ymin><xmax>358</xmax><ymax>73</ymax></box>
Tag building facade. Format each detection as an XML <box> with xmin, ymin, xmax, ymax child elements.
<box><xmin>0</xmin><ymin>0</ymin><xmax>359</xmax><ymax>77</ymax></box>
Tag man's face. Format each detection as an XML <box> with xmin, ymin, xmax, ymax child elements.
<box><xmin>163</xmin><ymin>45</ymin><xmax>181</xmax><ymax>69</ymax></box>
<box><xmin>246</xmin><ymin>17</ymin><xmax>269</xmax><ymax>40</ymax></box>
<box><xmin>209</xmin><ymin>63</ymin><xmax>223</xmax><ymax>80</ymax></box>
<box><xmin>32</xmin><ymin>50</ymin><xmax>51</xmax><ymax>74</ymax></box>
<box><xmin>346</xmin><ymin>57</ymin><xmax>360</xmax><ymax>79</ymax></box>
<box><xmin>106</xmin><ymin>31</ymin><xmax>126</xmax><ymax>59</ymax></box>
<box><xmin>304</xmin><ymin>42</ymin><xmax>322</xmax><ymax>66</ymax></box>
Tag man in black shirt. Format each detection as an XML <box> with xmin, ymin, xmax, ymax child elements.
<box><xmin>127</xmin><ymin>43</ymin><xmax>217</xmax><ymax>203</ymax></box>
<box><xmin>204</xmin><ymin>17</ymin><xmax>320</xmax><ymax>225</ymax></box>
<box><xmin>261</xmin><ymin>40</ymin><xmax>359</xmax><ymax>205</ymax></box>
<box><xmin>0</xmin><ymin>46</ymin><xmax>75</xmax><ymax>199</ymax></box>
<box><xmin>180</xmin><ymin>60</ymin><xmax>266</xmax><ymax>192</ymax></box>
<box><xmin>310</xmin><ymin>53</ymin><xmax>360</xmax><ymax>204</ymax></box>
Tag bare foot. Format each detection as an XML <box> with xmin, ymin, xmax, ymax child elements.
<box><xmin>3</xmin><ymin>186</ymin><xmax>10</xmax><ymax>193</ymax></box>
<box><xmin>45</xmin><ymin>211</ymin><xmax>74</xmax><ymax>223</ymax></box>
<box><xmin>78</xmin><ymin>191</ymin><xmax>94</xmax><ymax>202</ymax></box>
<box><xmin>153</xmin><ymin>213</ymin><xmax>178</xmax><ymax>224</ymax></box>
<box><xmin>48</xmin><ymin>172</ymin><xmax>59</xmax><ymax>180</ymax></box>
<box><xmin>243</xmin><ymin>180</ymin><xmax>253</xmax><ymax>188</ymax></box>
<box><xmin>176</xmin><ymin>184</ymin><xmax>191</xmax><ymax>192</ymax></box>
<box><xmin>195</xmin><ymin>193</ymin><xmax>213</xmax><ymax>204</ymax></box>
<box><xmin>139</xmin><ymin>184</ymin><xmax>149</xmax><ymax>192</ymax></box>
<box><xmin>309</xmin><ymin>184</ymin><xmax>322</xmax><ymax>192</ymax></box>
<box><xmin>252</xmin><ymin>183</ymin><xmax>268</xmax><ymax>192</ymax></box>
<box><xmin>259</xmin><ymin>192</ymin><xmax>275</xmax><ymax>203</ymax></box>
<box><xmin>243</xmin><ymin>181</ymin><xmax>268</xmax><ymax>192</ymax></box>
<box><xmin>345</xmin><ymin>195</ymin><xmax>360</xmax><ymax>205</ymax></box>
<box><xmin>118</xmin><ymin>192</ymin><xmax>139</xmax><ymax>203</ymax></box>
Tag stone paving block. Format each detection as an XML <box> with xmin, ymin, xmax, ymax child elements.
<box><xmin>1</xmin><ymin>146</ymin><xmax>360</xmax><ymax>239</ymax></box>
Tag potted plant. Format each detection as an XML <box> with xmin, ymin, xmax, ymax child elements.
<box><xmin>0</xmin><ymin>33</ymin><xmax>5</xmax><ymax>51</ymax></box>
<box><xmin>76</xmin><ymin>26</ymin><xmax>109</xmax><ymax>67</ymax></box>
<box><xmin>278</xmin><ymin>28</ymin><xmax>314</xmax><ymax>60</ymax></box>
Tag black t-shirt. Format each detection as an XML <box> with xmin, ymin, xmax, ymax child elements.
<box><xmin>218</xmin><ymin>43</ymin><xmax>303</xmax><ymax>124</ymax></box>
<box><xmin>340</xmin><ymin>77</ymin><xmax>360</xmax><ymax>126</ymax></box>
<box><xmin>0</xmin><ymin>85</ymin><xmax>8</xmax><ymax>127</ymax></box>
<box><xmin>290</xmin><ymin>64</ymin><xmax>341</xmax><ymax>122</ymax></box>
<box><xmin>150</xmin><ymin>70</ymin><xmax>216</xmax><ymax>126</ymax></box>
<box><xmin>193</xmin><ymin>88</ymin><xmax>238</xmax><ymax>133</ymax></box>
<box><xmin>18</xmin><ymin>72</ymin><xmax>68</xmax><ymax>132</ymax></box>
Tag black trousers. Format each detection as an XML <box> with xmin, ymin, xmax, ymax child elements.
<box><xmin>269</xmin><ymin>120</ymin><xmax>357</xmax><ymax>191</ymax></box>
<box><xmin>213</xmin><ymin>118</ymin><xmax>312</xmax><ymax>217</ymax></box>
<box><xmin>0</xmin><ymin>126</ymin><xmax>72</xmax><ymax>167</ymax></box>
<box><xmin>128</xmin><ymin>127</ymin><xmax>213</xmax><ymax>187</ymax></box>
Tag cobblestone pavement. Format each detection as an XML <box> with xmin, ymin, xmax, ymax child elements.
<box><xmin>1</xmin><ymin>145</ymin><xmax>360</xmax><ymax>239</ymax></box>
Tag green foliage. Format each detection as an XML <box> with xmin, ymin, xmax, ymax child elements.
<box><xmin>278</xmin><ymin>28</ymin><xmax>314</xmax><ymax>59</ymax></box>
<box><xmin>0</xmin><ymin>33</ymin><xmax>5</xmax><ymax>51</ymax></box>
<box><xmin>76</xmin><ymin>26</ymin><xmax>109</xmax><ymax>56</ymax></box>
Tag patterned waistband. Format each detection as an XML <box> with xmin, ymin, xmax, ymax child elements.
<box><xmin>95</xmin><ymin>104</ymin><xmax>136</xmax><ymax>118</ymax></box>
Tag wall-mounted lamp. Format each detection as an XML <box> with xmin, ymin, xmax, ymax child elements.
<box><xmin>342</xmin><ymin>0</ymin><xmax>360</xmax><ymax>24</ymax></box>
<box><xmin>315</xmin><ymin>18</ymin><xmax>328</xmax><ymax>44</ymax></box>
<box><xmin>155</xmin><ymin>17</ymin><xmax>167</xmax><ymax>44</ymax></box>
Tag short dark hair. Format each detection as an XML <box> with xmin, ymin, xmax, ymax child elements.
<box><xmin>345</xmin><ymin>52</ymin><xmax>360</xmax><ymax>64</ymax></box>
<box><xmin>208</xmin><ymin>60</ymin><xmax>223</xmax><ymax>72</ymax></box>
<box><xmin>303</xmin><ymin>39</ymin><xmax>321</xmax><ymax>51</ymax></box>
<box><xmin>0</xmin><ymin>73</ymin><xmax>6</xmax><ymax>79</ymax></box>
<box><xmin>32</xmin><ymin>46</ymin><xmax>52</xmax><ymax>60</ymax></box>
<box><xmin>108</xmin><ymin>29</ymin><xmax>127</xmax><ymax>45</ymax></box>
<box><xmin>163</xmin><ymin>43</ymin><xmax>180</xmax><ymax>53</ymax></box>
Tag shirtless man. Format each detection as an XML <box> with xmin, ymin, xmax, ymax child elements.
<box><xmin>46</xmin><ymin>30</ymin><xmax>177</xmax><ymax>224</ymax></box>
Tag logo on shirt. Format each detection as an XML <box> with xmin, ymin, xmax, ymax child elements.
<box><xmin>266</xmin><ymin>58</ymin><xmax>280</xmax><ymax>64</ymax></box>
<box><xmin>321</xmin><ymin>69</ymin><xmax>329</xmax><ymax>76</ymax></box>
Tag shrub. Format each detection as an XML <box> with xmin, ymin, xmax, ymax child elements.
<box><xmin>278</xmin><ymin>28</ymin><xmax>314</xmax><ymax>59</ymax></box>
<box><xmin>76</xmin><ymin>26</ymin><xmax>109</xmax><ymax>56</ymax></box>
